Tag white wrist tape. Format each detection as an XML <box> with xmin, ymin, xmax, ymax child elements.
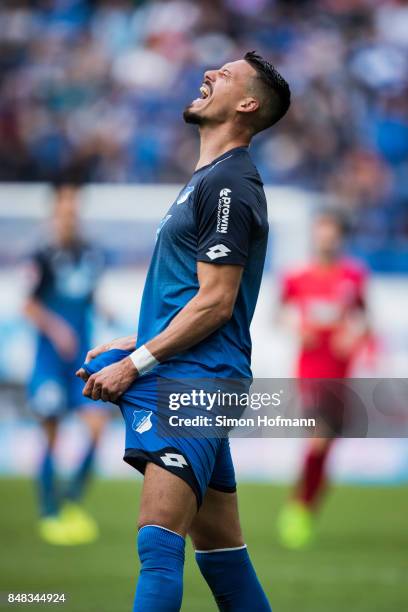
<box><xmin>129</xmin><ymin>345</ymin><xmax>159</xmax><ymax>375</ymax></box>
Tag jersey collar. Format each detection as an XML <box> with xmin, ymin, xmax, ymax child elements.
<box><xmin>193</xmin><ymin>146</ymin><xmax>249</xmax><ymax>175</ymax></box>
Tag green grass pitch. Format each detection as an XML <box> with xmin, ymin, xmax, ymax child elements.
<box><xmin>0</xmin><ymin>479</ymin><xmax>407</xmax><ymax>611</ymax></box>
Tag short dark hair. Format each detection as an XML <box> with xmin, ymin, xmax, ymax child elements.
<box><xmin>244</xmin><ymin>51</ymin><xmax>291</xmax><ymax>132</ymax></box>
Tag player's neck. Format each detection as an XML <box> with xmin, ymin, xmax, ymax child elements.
<box><xmin>195</xmin><ymin>124</ymin><xmax>250</xmax><ymax>171</ymax></box>
<box><xmin>315</xmin><ymin>253</ymin><xmax>340</xmax><ymax>267</ymax></box>
<box><xmin>55</xmin><ymin>235</ymin><xmax>77</xmax><ymax>249</ymax></box>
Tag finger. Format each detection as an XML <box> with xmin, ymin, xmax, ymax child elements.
<box><xmin>101</xmin><ymin>387</ymin><xmax>111</xmax><ymax>403</ymax></box>
<box><xmin>76</xmin><ymin>368</ymin><xmax>89</xmax><ymax>381</ymax></box>
<box><xmin>85</xmin><ymin>348</ymin><xmax>101</xmax><ymax>364</ymax></box>
<box><xmin>91</xmin><ymin>382</ymin><xmax>102</xmax><ymax>401</ymax></box>
<box><xmin>85</xmin><ymin>349</ymin><xmax>96</xmax><ymax>364</ymax></box>
<box><xmin>83</xmin><ymin>376</ymin><xmax>95</xmax><ymax>398</ymax></box>
<box><xmin>85</xmin><ymin>344</ymin><xmax>106</xmax><ymax>364</ymax></box>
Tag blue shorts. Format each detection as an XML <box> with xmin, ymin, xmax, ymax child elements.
<box><xmin>84</xmin><ymin>350</ymin><xmax>237</xmax><ymax>507</ymax></box>
<box><xmin>29</xmin><ymin>342</ymin><xmax>106</xmax><ymax>419</ymax></box>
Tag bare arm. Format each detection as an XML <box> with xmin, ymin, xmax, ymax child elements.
<box><xmin>81</xmin><ymin>262</ymin><xmax>243</xmax><ymax>402</ymax></box>
<box><xmin>146</xmin><ymin>262</ymin><xmax>242</xmax><ymax>361</ymax></box>
<box><xmin>24</xmin><ymin>297</ymin><xmax>78</xmax><ymax>361</ymax></box>
<box><xmin>24</xmin><ymin>297</ymin><xmax>63</xmax><ymax>336</ymax></box>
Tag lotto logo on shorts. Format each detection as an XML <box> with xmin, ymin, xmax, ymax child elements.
<box><xmin>206</xmin><ymin>244</ymin><xmax>231</xmax><ymax>260</ymax></box>
<box><xmin>160</xmin><ymin>453</ymin><xmax>188</xmax><ymax>468</ymax></box>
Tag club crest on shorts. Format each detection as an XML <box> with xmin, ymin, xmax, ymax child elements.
<box><xmin>132</xmin><ymin>409</ymin><xmax>153</xmax><ymax>434</ymax></box>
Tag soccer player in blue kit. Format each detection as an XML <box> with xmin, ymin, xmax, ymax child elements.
<box><xmin>77</xmin><ymin>52</ymin><xmax>290</xmax><ymax>610</ymax></box>
<box><xmin>25</xmin><ymin>184</ymin><xmax>108</xmax><ymax>545</ymax></box>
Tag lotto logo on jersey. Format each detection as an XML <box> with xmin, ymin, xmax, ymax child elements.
<box><xmin>216</xmin><ymin>188</ymin><xmax>232</xmax><ymax>233</ymax></box>
<box><xmin>160</xmin><ymin>453</ymin><xmax>188</xmax><ymax>468</ymax></box>
<box><xmin>206</xmin><ymin>244</ymin><xmax>231</xmax><ymax>260</ymax></box>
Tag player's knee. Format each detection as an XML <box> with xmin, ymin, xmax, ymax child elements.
<box><xmin>138</xmin><ymin>502</ymin><xmax>193</xmax><ymax>535</ymax></box>
<box><xmin>309</xmin><ymin>437</ymin><xmax>333</xmax><ymax>454</ymax></box>
<box><xmin>190</xmin><ymin>521</ymin><xmax>244</xmax><ymax>551</ymax></box>
<box><xmin>42</xmin><ymin>419</ymin><xmax>59</xmax><ymax>448</ymax></box>
<box><xmin>137</xmin><ymin>511</ymin><xmax>178</xmax><ymax>533</ymax></box>
<box><xmin>88</xmin><ymin>422</ymin><xmax>105</xmax><ymax>443</ymax></box>
<box><xmin>81</xmin><ymin>410</ymin><xmax>108</xmax><ymax>441</ymax></box>
<box><xmin>192</xmin><ymin>531</ymin><xmax>244</xmax><ymax>551</ymax></box>
<box><xmin>190</xmin><ymin>490</ymin><xmax>244</xmax><ymax>550</ymax></box>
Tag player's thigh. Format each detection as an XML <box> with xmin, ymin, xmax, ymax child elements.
<box><xmin>189</xmin><ymin>488</ymin><xmax>244</xmax><ymax>550</ymax></box>
<box><xmin>190</xmin><ymin>438</ymin><xmax>244</xmax><ymax>550</ymax></box>
<box><xmin>138</xmin><ymin>462</ymin><xmax>197</xmax><ymax>537</ymax></box>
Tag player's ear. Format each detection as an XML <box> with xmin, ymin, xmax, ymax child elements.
<box><xmin>236</xmin><ymin>96</ymin><xmax>259</xmax><ymax>114</ymax></box>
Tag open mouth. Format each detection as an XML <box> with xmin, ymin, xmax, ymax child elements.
<box><xmin>191</xmin><ymin>81</ymin><xmax>212</xmax><ymax>106</ymax></box>
<box><xmin>199</xmin><ymin>82</ymin><xmax>211</xmax><ymax>99</ymax></box>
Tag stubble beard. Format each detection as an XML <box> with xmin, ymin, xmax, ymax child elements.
<box><xmin>183</xmin><ymin>105</ymin><xmax>204</xmax><ymax>125</ymax></box>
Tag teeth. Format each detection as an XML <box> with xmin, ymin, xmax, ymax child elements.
<box><xmin>200</xmin><ymin>85</ymin><xmax>209</xmax><ymax>99</ymax></box>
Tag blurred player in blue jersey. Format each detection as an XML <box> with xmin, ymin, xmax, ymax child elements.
<box><xmin>77</xmin><ymin>52</ymin><xmax>290</xmax><ymax>610</ymax></box>
<box><xmin>24</xmin><ymin>183</ymin><xmax>108</xmax><ymax>545</ymax></box>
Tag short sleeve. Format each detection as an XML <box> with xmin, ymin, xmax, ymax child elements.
<box><xmin>195</xmin><ymin>171</ymin><xmax>256</xmax><ymax>266</ymax></box>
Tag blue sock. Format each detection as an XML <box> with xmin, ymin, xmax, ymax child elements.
<box><xmin>38</xmin><ymin>447</ymin><xmax>58</xmax><ymax>517</ymax></box>
<box><xmin>134</xmin><ymin>525</ymin><xmax>185</xmax><ymax>612</ymax></box>
<box><xmin>195</xmin><ymin>545</ymin><xmax>271</xmax><ymax>611</ymax></box>
<box><xmin>65</xmin><ymin>442</ymin><xmax>97</xmax><ymax>502</ymax></box>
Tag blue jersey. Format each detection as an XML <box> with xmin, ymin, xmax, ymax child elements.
<box><xmin>136</xmin><ymin>146</ymin><xmax>269</xmax><ymax>379</ymax></box>
<box><xmin>29</xmin><ymin>240</ymin><xmax>105</xmax><ymax>416</ymax></box>
<box><xmin>81</xmin><ymin>147</ymin><xmax>268</xmax><ymax>500</ymax></box>
<box><xmin>29</xmin><ymin>240</ymin><xmax>104</xmax><ymax>353</ymax></box>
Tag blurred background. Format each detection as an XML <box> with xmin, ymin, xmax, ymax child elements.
<box><xmin>1</xmin><ymin>0</ymin><xmax>408</xmax><ymax>268</ymax></box>
<box><xmin>0</xmin><ymin>1</ymin><xmax>407</xmax><ymax>611</ymax></box>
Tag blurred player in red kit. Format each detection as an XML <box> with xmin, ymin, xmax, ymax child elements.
<box><xmin>277</xmin><ymin>210</ymin><xmax>371</xmax><ymax>549</ymax></box>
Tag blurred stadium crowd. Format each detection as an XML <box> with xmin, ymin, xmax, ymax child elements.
<box><xmin>0</xmin><ymin>0</ymin><xmax>408</xmax><ymax>269</ymax></box>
